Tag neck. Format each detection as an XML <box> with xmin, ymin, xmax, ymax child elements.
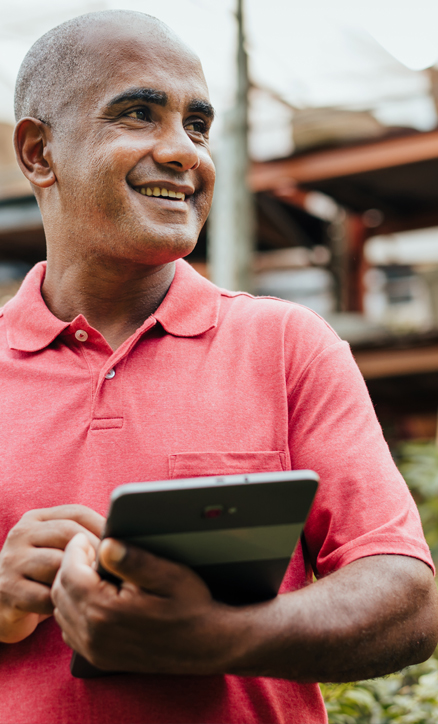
<box><xmin>42</xmin><ymin>255</ymin><xmax>176</xmax><ymax>350</ymax></box>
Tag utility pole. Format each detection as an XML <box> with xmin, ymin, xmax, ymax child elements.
<box><xmin>208</xmin><ymin>0</ymin><xmax>255</xmax><ymax>292</ymax></box>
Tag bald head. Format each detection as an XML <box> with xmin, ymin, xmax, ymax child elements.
<box><xmin>14</xmin><ymin>10</ymin><xmax>196</xmax><ymax>129</ymax></box>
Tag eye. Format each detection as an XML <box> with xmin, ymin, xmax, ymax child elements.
<box><xmin>185</xmin><ymin>119</ymin><xmax>207</xmax><ymax>134</ymax></box>
<box><xmin>125</xmin><ymin>108</ymin><xmax>150</xmax><ymax>122</ymax></box>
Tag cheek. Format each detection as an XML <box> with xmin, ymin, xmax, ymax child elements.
<box><xmin>201</xmin><ymin>153</ymin><xmax>216</xmax><ymax>191</ymax></box>
<box><xmin>196</xmin><ymin>157</ymin><xmax>215</xmax><ymax>217</ymax></box>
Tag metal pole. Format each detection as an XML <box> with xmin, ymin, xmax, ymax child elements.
<box><xmin>208</xmin><ymin>0</ymin><xmax>255</xmax><ymax>292</ymax></box>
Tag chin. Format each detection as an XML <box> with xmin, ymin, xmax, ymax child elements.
<box><xmin>146</xmin><ymin>230</ymin><xmax>198</xmax><ymax>260</ymax></box>
<box><xmin>124</xmin><ymin>238</ymin><xmax>198</xmax><ymax>267</ymax></box>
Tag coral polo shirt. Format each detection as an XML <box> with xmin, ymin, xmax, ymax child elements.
<box><xmin>0</xmin><ymin>259</ymin><xmax>433</xmax><ymax>724</ymax></box>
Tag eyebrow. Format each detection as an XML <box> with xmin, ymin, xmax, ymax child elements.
<box><xmin>105</xmin><ymin>87</ymin><xmax>215</xmax><ymax>120</ymax></box>
<box><xmin>106</xmin><ymin>88</ymin><xmax>168</xmax><ymax>108</ymax></box>
<box><xmin>187</xmin><ymin>99</ymin><xmax>215</xmax><ymax>120</ymax></box>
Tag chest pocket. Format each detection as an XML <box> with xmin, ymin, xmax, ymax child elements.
<box><xmin>168</xmin><ymin>451</ymin><xmax>287</xmax><ymax>479</ymax></box>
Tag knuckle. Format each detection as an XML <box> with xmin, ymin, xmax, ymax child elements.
<box><xmin>165</xmin><ymin>563</ymin><xmax>186</xmax><ymax>587</ymax></box>
<box><xmin>59</xmin><ymin>567</ymin><xmax>73</xmax><ymax>589</ymax></box>
<box><xmin>86</xmin><ymin>603</ymin><xmax>111</xmax><ymax>634</ymax></box>
<box><xmin>60</xmin><ymin>520</ymin><xmax>79</xmax><ymax>536</ymax></box>
<box><xmin>0</xmin><ymin>548</ymin><xmax>16</xmax><ymax>571</ymax></box>
<box><xmin>98</xmin><ymin>604</ymin><xmax>119</xmax><ymax>630</ymax></box>
<box><xmin>56</xmin><ymin>520</ymin><xmax>83</xmax><ymax>546</ymax></box>
<box><xmin>5</xmin><ymin>525</ymin><xmax>23</xmax><ymax>545</ymax></box>
<box><xmin>50</xmin><ymin>581</ymin><xmax>60</xmax><ymax>606</ymax></box>
<box><xmin>21</xmin><ymin>508</ymin><xmax>45</xmax><ymax>524</ymax></box>
<box><xmin>39</xmin><ymin>592</ymin><xmax>54</xmax><ymax>615</ymax></box>
<box><xmin>0</xmin><ymin>581</ymin><xmax>14</xmax><ymax>609</ymax></box>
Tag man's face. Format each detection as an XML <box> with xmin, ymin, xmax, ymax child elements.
<box><xmin>51</xmin><ymin>24</ymin><xmax>216</xmax><ymax>267</ymax></box>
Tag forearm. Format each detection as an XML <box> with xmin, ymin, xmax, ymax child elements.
<box><xmin>222</xmin><ymin>555</ymin><xmax>438</xmax><ymax>682</ymax></box>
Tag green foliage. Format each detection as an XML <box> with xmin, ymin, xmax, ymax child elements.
<box><xmin>321</xmin><ymin>441</ymin><xmax>438</xmax><ymax>723</ymax></box>
<box><xmin>321</xmin><ymin>658</ymin><xmax>438</xmax><ymax>723</ymax></box>
<box><xmin>395</xmin><ymin>442</ymin><xmax>438</xmax><ymax>564</ymax></box>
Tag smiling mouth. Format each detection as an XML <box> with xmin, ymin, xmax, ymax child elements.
<box><xmin>134</xmin><ymin>185</ymin><xmax>186</xmax><ymax>201</ymax></box>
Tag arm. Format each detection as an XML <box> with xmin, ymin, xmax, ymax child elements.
<box><xmin>52</xmin><ymin>534</ymin><xmax>438</xmax><ymax>682</ymax></box>
<box><xmin>0</xmin><ymin>505</ymin><xmax>104</xmax><ymax>644</ymax></box>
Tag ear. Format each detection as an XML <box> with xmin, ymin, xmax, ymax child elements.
<box><xmin>14</xmin><ymin>118</ymin><xmax>56</xmax><ymax>189</ymax></box>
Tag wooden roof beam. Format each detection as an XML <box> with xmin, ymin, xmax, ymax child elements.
<box><xmin>249</xmin><ymin>129</ymin><xmax>438</xmax><ymax>191</ymax></box>
<box><xmin>354</xmin><ymin>345</ymin><xmax>438</xmax><ymax>380</ymax></box>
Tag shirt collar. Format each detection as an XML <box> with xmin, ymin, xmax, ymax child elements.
<box><xmin>153</xmin><ymin>259</ymin><xmax>219</xmax><ymax>337</ymax></box>
<box><xmin>2</xmin><ymin>259</ymin><xmax>220</xmax><ymax>352</ymax></box>
<box><xmin>3</xmin><ymin>262</ymin><xmax>69</xmax><ymax>352</ymax></box>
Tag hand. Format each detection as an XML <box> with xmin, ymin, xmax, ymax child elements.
<box><xmin>0</xmin><ymin>505</ymin><xmax>104</xmax><ymax>644</ymax></box>
<box><xmin>52</xmin><ymin>537</ymin><xmax>438</xmax><ymax>682</ymax></box>
<box><xmin>52</xmin><ymin>534</ymin><xmax>242</xmax><ymax>674</ymax></box>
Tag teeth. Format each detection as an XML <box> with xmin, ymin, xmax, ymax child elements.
<box><xmin>137</xmin><ymin>186</ymin><xmax>186</xmax><ymax>200</ymax></box>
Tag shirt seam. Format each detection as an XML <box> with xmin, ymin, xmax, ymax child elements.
<box><xmin>219</xmin><ymin>290</ymin><xmax>343</xmax><ymax>337</ymax></box>
<box><xmin>291</xmin><ymin>339</ymin><xmax>349</xmax><ymax>392</ymax></box>
<box><xmin>321</xmin><ymin>536</ymin><xmax>432</xmax><ymax>570</ymax></box>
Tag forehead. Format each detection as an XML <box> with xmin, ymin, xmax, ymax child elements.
<box><xmin>80</xmin><ymin>24</ymin><xmax>209</xmax><ymax>111</ymax></box>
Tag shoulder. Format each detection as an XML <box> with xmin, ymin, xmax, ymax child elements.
<box><xmin>217</xmin><ymin>288</ymin><xmax>342</xmax><ymax>353</ymax></box>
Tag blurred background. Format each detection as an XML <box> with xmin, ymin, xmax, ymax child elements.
<box><xmin>4</xmin><ymin>1</ymin><xmax>438</xmax><ymax>717</ymax></box>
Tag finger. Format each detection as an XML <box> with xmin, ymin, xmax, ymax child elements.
<box><xmin>22</xmin><ymin>547</ymin><xmax>63</xmax><ymax>585</ymax></box>
<box><xmin>52</xmin><ymin>606</ymin><xmax>79</xmax><ymax>652</ymax></box>
<box><xmin>9</xmin><ymin>579</ymin><xmax>54</xmax><ymax>616</ymax></box>
<box><xmin>61</xmin><ymin>532</ymin><xmax>97</xmax><ymax>573</ymax></box>
<box><xmin>38</xmin><ymin>613</ymin><xmax>52</xmax><ymax>624</ymax></box>
<box><xmin>51</xmin><ymin>534</ymin><xmax>108</xmax><ymax>653</ymax></box>
<box><xmin>30</xmin><ymin>520</ymin><xmax>101</xmax><ymax>552</ymax></box>
<box><xmin>51</xmin><ymin>533</ymin><xmax>99</xmax><ymax>607</ymax></box>
<box><xmin>99</xmin><ymin>539</ymin><xmax>191</xmax><ymax>597</ymax></box>
<box><xmin>24</xmin><ymin>506</ymin><xmax>105</xmax><ymax>538</ymax></box>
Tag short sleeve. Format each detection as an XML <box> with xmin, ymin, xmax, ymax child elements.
<box><xmin>286</xmin><ymin>335</ymin><xmax>434</xmax><ymax>576</ymax></box>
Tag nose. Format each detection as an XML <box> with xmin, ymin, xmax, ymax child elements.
<box><xmin>152</xmin><ymin>116</ymin><xmax>200</xmax><ymax>172</ymax></box>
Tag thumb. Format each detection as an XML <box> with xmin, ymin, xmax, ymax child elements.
<box><xmin>98</xmin><ymin>538</ymin><xmax>192</xmax><ymax>597</ymax></box>
<box><xmin>51</xmin><ymin>533</ymin><xmax>98</xmax><ymax>606</ymax></box>
<box><xmin>64</xmin><ymin>531</ymin><xmax>97</xmax><ymax>568</ymax></box>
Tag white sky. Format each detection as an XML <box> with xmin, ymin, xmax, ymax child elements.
<box><xmin>0</xmin><ymin>0</ymin><xmax>437</xmax><ymax>159</ymax></box>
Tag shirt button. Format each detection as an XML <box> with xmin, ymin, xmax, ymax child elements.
<box><xmin>75</xmin><ymin>330</ymin><xmax>88</xmax><ymax>342</ymax></box>
<box><xmin>105</xmin><ymin>369</ymin><xmax>116</xmax><ymax>380</ymax></box>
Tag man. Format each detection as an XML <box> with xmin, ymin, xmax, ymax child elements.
<box><xmin>0</xmin><ymin>9</ymin><xmax>436</xmax><ymax>724</ymax></box>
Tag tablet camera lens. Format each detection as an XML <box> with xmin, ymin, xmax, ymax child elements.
<box><xmin>203</xmin><ymin>505</ymin><xmax>224</xmax><ymax>518</ymax></box>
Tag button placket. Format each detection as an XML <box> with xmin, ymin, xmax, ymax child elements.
<box><xmin>91</xmin><ymin>357</ymin><xmax>128</xmax><ymax>429</ymax></box>
<box><xmin>71</xmin><ymin>327</ymin><xmax>123</xmax><ymax>429</ymax></box>
<box><xmin>85</xmin><ymin>319</ymin><xmax>155</xmax><ymax>430</ymax></box>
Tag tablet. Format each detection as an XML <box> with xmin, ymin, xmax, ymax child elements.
<box><xmin>71</xmin><ymin>469</ymin><xmax>318</xmax><ymax>678</ymax></box>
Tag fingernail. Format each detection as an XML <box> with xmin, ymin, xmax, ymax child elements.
<box><xmin>107</xmin><ymin>539</ymin><xmax>127</xmax><ymax>563</ymax></box>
